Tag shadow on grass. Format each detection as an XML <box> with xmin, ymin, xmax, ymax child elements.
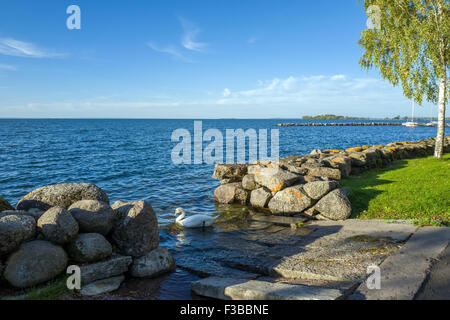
<box><xmin>341</xmin><ymin>160</ymin><xmax>409</xmax><ymax>219</ymax></box>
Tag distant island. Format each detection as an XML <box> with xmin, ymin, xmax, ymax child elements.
<box><xmin>302</xmin><ymin>115</ymin><xmax>371</xmax><ymax>120</ymax></box>
<box><xmin>302</xmin><ymin>114</ymin><xmax>450</xmax><ymax>121</ymax></box>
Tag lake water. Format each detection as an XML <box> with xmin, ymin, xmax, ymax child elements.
<box><xmin>0</xmin><ymin>119</ymin><xmax>440</xmax><ymax>299</ymax></box>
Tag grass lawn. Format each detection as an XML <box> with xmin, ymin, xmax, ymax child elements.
<box><xmin>341</xmin><ymin>153</ymin><xmax>450</xmax><ymax>225</ymax></box>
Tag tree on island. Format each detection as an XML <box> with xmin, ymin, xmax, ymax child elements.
<box><xmin>359</xmin><ymin>0</ymin><xmax>449</xmax><ymax>158</ymax></box>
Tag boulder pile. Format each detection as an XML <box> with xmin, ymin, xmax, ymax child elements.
<box><xmin>213</xmin><ymin>136</ymin><xmax>450</xmax><ymax>221</ymax></box>
<box><xmin>0</xmin><ymin>183</ymin><xmax>175</xmax><ymax>296</ymax></box>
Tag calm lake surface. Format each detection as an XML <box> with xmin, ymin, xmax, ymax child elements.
<box><xmin>0</xmin><ymin>119</ymin><xmax>441</xmax><ymax>299</ymax></box>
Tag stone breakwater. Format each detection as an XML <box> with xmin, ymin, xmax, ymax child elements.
<box><xmin>276</xmin><ymin>122</ymin><xmax>450</xmax><ymax>127</ymax></box>
<box><xmin>0</xmin><ymin>183</ymin><xmax>175</xmax><ymax>296</ymax></box>
<box><xmin>213</xmin><ymin>136</ymin><xmax>450</xmax><ymax>221</ymax></box>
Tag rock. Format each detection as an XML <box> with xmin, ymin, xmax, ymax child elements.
<box><xmin>67</xmin><ymin>233</ymin><xmax>112</xmax><ymax>263</ymax></box>
<box><xmin>310</xmin><ymin>149</ymin><xmax>322</xmax><ymax>156</ymax></box>
<box><xmin>24</xmin><ymin>208</ymin><xmax>46</xmax><ymax>220</ymax></box>
<box><xmin>326</xmin><ymin>157</ymin><xmax>352</xmax><ymax>177</ymax></box>
<box><xmin>220</xmin><ymin>178</ymin><xmax>239</xmax><ymax>185</ymax></box>
<box><xmin>303</xmin><ymin>181</ymin><xmax>339</xmax><ymax>200</ymax></box>
<box><xmin>130</xmin><ymin>247</ymin><xmax>176</xmax><ymax>278</ymax></box>
<box><xmin>3</xmin><ymin>240</ymin><xmax>68</xmax><ymax>288</ymax></box>
<box><xmin>0</xmin><ymin>214</ymin><xmax>36</xmax><ymax>256</ymax></box>
<box><xmin>111</xmin><ymin>200</ymin><xmax>159</xmax><ymax>257</ymax></box>
<box><xmin>307</xmin><ymin>167</ymin><xmax>342</xmax><ymax>180</ymax></box>
<box><xmin>37</xmin><ymin>207</ymin><xmax>79</xmax><ymax>244</ymax></box>
<box><xmin>214</xmin><ymin>183</ymin><xmax>249</xmax><ymax>205</ymax></box>
<box><xmin>0</xmin><ymin>198</ymin><xmax>14</xmax><ymax>212</ymax></box>
<box><xmin>17</xmin><ymin>183</ymin><xmax>109</xmax><ymax>211</ymax></box>
<box><xmin>250</xmin><ymin>188</ymin><xmax>272</xmax><ymax>208</ymax></box>
<box><xmin>315</xmin><ymin>189</ymin><xmax>352</xmax><ymax>220</ymax></box>
<box><xmin>304</xmin><ymin>176</ymin><xmax>323</xmax><ymax>183</ymax></box>
<box><xmin>253</xmin><ymin>167</ymin><xmax>302</xmax><ymax>192</ymax></box>
<box><xmin>79</xmin><ymin>254</ymin><xmax>132</xmax><ymax>285</ymax></box>
<box><xmin>340</xmin><ymin>186</ymin><xmax>353</xmax><ymax>197</ymax></box>
<box><xmin>347</xmin><ymin>152</ymin><xmax>368</xmax><ymax>167</ymax></box>
<box><xmin>80</xmin><ymin>275</ymin><xmax>124</xmax><ymax>296</ymax></box>
<box><xmin>242</xmin><ymin>175</ymin><xmax>260</xmax><ymax>191</ymax></box>
<box><xmin>268</xmin><ymin>185</ymin><xmax>313</xmax><ymax>215</ymax></box>
<box><xmin>68</xmin><ymin>200</ymin><xmax>115</xmax><ymax>236</ymax></box>
<box><xmin>212</xmin><ymin>164</ymin><xmax>248</xmax><ymax>180</ymax></box>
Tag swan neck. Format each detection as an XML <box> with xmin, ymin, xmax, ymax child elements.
<box><xmin>176</xmin><ymin>211</ymin><xmax>186</xmax><ymax>222</ymax></box>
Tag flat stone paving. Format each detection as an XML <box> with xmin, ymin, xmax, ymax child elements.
<box><xmin>166</xmin><ymin>213</ymin><xmax>450</xmax><ymax>300</ymax></box>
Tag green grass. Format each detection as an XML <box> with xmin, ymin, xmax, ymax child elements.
<box><xmin>21</xmin><ymin>277</ymin><xmax>69</xmax><ymax>300</ymax></box>
<box><xmin>341</xmin><ymin>154</ymin><xmax>450</xmax><ymax>224</ymax></box>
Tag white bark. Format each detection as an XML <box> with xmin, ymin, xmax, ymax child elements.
<box><xmin>434</xmin><ymin>73</ymin><xmax>446</xmax><ymax>158</ymax></box>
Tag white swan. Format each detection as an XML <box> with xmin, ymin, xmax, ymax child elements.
<box><xmin>174</xmin><ymin>207</ymin><xmax>216</xmax><ymax>228</ymax></box>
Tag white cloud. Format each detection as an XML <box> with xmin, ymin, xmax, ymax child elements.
<box><xmin>0</xmin><ymin>38</ymin><xmax>64</xmax><ymax>58</ymax></box>
<box><xmin>179</xmin><ymin>17</ymin><xmax>207</xmax><ymax>52</ymax></box>
<box><xmin>147</xmin><ymin>42</ymin><xmax>190</xmax><ymax>61</ymax></box>
<box><xmin>223</xmin><ymin>88</ymin><xmax>231</xmax><ymax>97</ymax></box>
<box><xmin>331</xmin><ymin>74</ymin><xmax>346</xmax><ymax>81</ymax></box>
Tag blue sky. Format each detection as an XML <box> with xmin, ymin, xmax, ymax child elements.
<box><xmin>0</xmin><ymin>0</ymin><xmax>437</xmax><ymax>118</ymax></box>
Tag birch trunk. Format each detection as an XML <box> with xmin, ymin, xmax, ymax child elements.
<box><xmin>434</xmin><ymin>73</ymin><xmax>446</xmax><ymax>158</ymax></box>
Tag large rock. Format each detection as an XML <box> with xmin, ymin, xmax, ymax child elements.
<box><xmin>268</xmin><ymin>185</ymin><xmax>313</xmax><ymax>215</ymax></box>
<box><xmin>0</xmin><ymin>214</ymin><xmax>36</xmax><ymax>257</ymax></box>
<box><xmin>0</xmin><ymin>198</ymin><xmax>14</xmax><ymax>212</ymax></box>
<box><xmin>214</xmin><ymin>183</ymin><xmax>249</xmax><ymax>205</ymax></box>
<box><xmin>212</xmin><ymin>164</ymin><xmax>248</xmax><ymax>180</ymax></box>
<box><xmin>250</xmin><ymin>188</ymin><xmax>272</xmax><ymax>208</ymax></box>
<box><xmin>79</xmin><ymin>254</ymin><xmax>132</xmax><ymax>285</ymax></box>
<box><xmin>37</xmin><ymin>207</ymin><xmax>79</xmax><ymax>244</ymax></box>
<box><xmin>242</xmin><ymin>175</ymin><xmax>260</xmax><ymax>191</ymax></box>
<box><xmin>326</xmin><ymin>157</ymin><xmax>352</xmax><ymax>177</ymax></box>
<box><xmin>3</xmin><ymin>240</ymin><xmax>68</xmax><ymax>288</ymax></box>
<box><xmin>130</xmin><ymin>247</ymin><xmax>176</xmax><ymax>278</ymax></box>
<box><xmin>17</xmin><ymin>183</ymin><xmax>109</xmax><ymax>211</ymax></box>
<box><xmin>80</xmin><ymin>275</ymin><xmax>125</xmax><ymax>296</ymax></box>
<box><xmin>67</xmin><ymin>233</ymin><xmax>112</xmax><ymax>263</ymax></box>
<box><xmin>303</xmin><ymin>181</ymin><xmax>339</xmax><ymax>200</ymax></box>
<box><xmin>307</xmin><ymin>167</ymin><xmax>342</xmax><ymax>180</ymax></box>
<box><xmin>315</xmin><ymin>189</ymin><xmax>352</xmax><ymax>220</ymax></box>
<box><xmin>111</xmin><ymin>201</ymin><xmax>159</xmax><ymax>257</ymax></box>
<box><xmin>68</xmin><ymin>200</ymin><xmax>115</xmax><ymax>235</ymax></box>
<box><xmin>253</xmin><ymin>167</ymin><xmax>302</xmax><ymax>192</ymax></box>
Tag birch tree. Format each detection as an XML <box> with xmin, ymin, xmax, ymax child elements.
<box><xmin>359</xmin><ymin>0</ymin><xmax>449</xmax><ymax>158</ymax></box>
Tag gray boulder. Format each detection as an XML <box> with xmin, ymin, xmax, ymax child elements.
<box><xmin>79</xmin><ymin>254</ymin><xmax>132</xmax><ymax>285</ymax></box>
<box><xmin>130</xmin><ymin>247</ymin><xmax>176</xmax><ymax>278</ymax></box>
<box><xmin>253</xmin><ymin>167</ymin><xmax>302</xmax><ymax>192</ymax></box>
<box><xmin>80</xmin><ymin>275</ymin><xmax>124</xmax><ymax>296</ymax></box>
<box><xmin>303</xmin><ymin>181</ymin><xmax>339</xmax><ymax>200</ymax></box>
<box><xmin>268</xmin><ymin>185</ymin><xmax>313</xmax><ymax>215</ymax></box>
<box><xmin>111</xmin><ymin>201</ymin><xmax>159</xmax><ymax>257</ymax></box>
<box><xmin>67</xmin><ymin>233</ymin><xmax>112</xmax><ymax>263</ymax></box>
<box><xmin>214</xmin><ymin>182</ymin><xmax>249</xmax><ymax>205</ymax></box>
<box><xmin>212</xmin><ymin>164</ymin><xmax>248</xmax><ymax>180</ymax></box>
<box><xmin>315</xmin><ymin>188</ymin><xmax>352</xmax><ymax>220</ymax></box>
<box><xmin>68</xmin><ymin>200</ymin><xmax>115</xmax><ymax>235</ymax></box>
<box><xmin>17</xmin><ymin>183</ymin><xmax>109</xmax><ymax>211</ymax></box>
<box><xmin>326</xmin><ymin>156</ymin><xmax>352</xmax><ymax>177</ymax></box>
<box><xmin>3</xmin><ymin>240</ymin><xmax>68</xmax><ymax>288</ymax></box>
<box><xmin>250</xmin><ymin>188</ymin><xmax>272</xmax><ymax>208</ymax></box>
<box><xmin>307</xmin><ymin>167</ymin><xmax>342</xmax><ymax>180</ymax></box>
<box><xmin>0</xmin><ymin>214</ymin><xmax>36</xmax><ymax>257</ymax></box>
<box><xmin>242</xmin><ymin>175</ymin><xmax>260</xmax><ymax>191</ymax></box>
<box><xmin>0</xmin><ymin>198</ymin><xmax>13</xmax><ymax>212</ymax></box>
<box><xmin>37</xmin><ymin>207</ymin><xmax>79</xmax><ymax>244</ymax></box>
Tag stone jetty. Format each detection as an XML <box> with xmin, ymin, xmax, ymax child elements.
<box><xmin>0</xmin><ymin>183</ymin><xmax>175</xmax><ymax>295</ymax></box>
<box><xmin>276</xmin><ymin>122</ymin><xmax>434</xmax><ymax>127</ymax></box>
<box><xmin>213</xmin><ymin>136</ymin><xmax>450</xmax><ymax>221</ymax></box>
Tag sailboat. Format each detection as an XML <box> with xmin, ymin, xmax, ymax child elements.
<box><xmin>426</xmin><ymin>105</ymin><xmax>438</xmax><ymax>127</ymax></box>
<box><xmin>402</xmin><ymin>100</ymin><xmax>419</xmax><ymax>127</ymax></box>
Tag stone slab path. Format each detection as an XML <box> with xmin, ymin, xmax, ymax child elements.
<box><xmin>166</xmin><ymin>214</ymin><xmax>450</xmax><ymax>300</ymax></box>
